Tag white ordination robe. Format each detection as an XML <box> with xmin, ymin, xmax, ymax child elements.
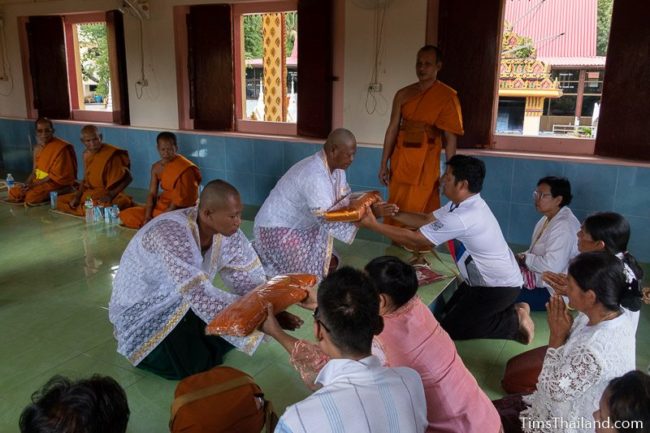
<box><xmin>253</xmin><ymin>150</ymin><xmax>358</xmax><ymax>280</ymax></box>
<box><xmin>109</xmin><ymin>207</ymin><xmax>267</xmax><ymax>366</ymax></box>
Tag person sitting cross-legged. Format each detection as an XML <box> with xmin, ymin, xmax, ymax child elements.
<box><xmin>120</xmin><ymin>131</ymin><xmax>201</xmax><ymax>229</ymax></box>
<box><xmin>56</xmin><ymin>124</ymin><xmax>133</xmax><ymax>215</ymax></box>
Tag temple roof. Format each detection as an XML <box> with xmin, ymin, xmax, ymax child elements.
<box><xmin>538</xmin><ymin>56</ymin><xmax>606</xmax><ymax>67</ymax></box>
<box><xmin>504</xmin><ymin>0</ymin><xmax>597</xmax><ymax>58</ymax></box>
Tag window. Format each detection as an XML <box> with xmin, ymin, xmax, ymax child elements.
<box><xmin>69</xmin><ymin>21</ymin><xmax>113</xmax><ymax>114</ymax></box>
<box><xmin>20</xmin><ymin>11</ymin><xmax>129</xmax><ymax>124</ymax></box>
<box><xmin>492</xmin><ymin>0</ymin><xmax>612</xmax><ymax>150</ymax></box>
<box><xmin>233</xmin><ymin>2</ymin><xmax>299</xmax><ymax>135</ymax></box>
<box><xmin>240</xmin><ymin>12</ymin><xmax>298</xmax><ymax>123</ymax></box>
<box><xmin>177</xmin><ymin>1</ymin><xmax>332</xmax><ymax>137</ymax></box>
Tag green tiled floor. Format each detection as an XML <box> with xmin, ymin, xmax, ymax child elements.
<box><xmin>1</xmin><ymin>202</ymin><xmax>648</xmax><ymax>432</ymax></box>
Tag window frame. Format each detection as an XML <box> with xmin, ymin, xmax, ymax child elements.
<box><xmin>232</xmin><ymin>1</ymin><xmax>298</xmax><ymax>136</ymax></box>
<box><xmin>18</xmin><ymin>11</ymin><xmax>127</xmax><ymax>124</ymax></box>
<box><xmin>63</xmin><ymin>13</ymin><xmax>114</xmax><ymax>123</ymax></box>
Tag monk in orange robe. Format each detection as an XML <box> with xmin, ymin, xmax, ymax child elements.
<box><xmin>57</xmin><ymin>125</ymin><xmax>133</xmax><ymax>216</ymax></box>
<box><xmin>8</xmin><ymin>118</ymin><xmax>77</xmax><ymax>205</ymax></box>
<box><xmin>379</xmin><ymin>45</ymin><xmax>464</xmax><ymax>221</ymax></box>
<box><xmin>120</xmin><ymin>131</ymin><xmax>202</xmax><ymax>229</ymax></box>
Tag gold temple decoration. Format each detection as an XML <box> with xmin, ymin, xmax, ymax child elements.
<box><xmin>262</xmin><ymin>13</ymin><xmax>288</xmax><ymax>122</ymax></box>
<box><xmin>499</xmin><ymin>21</ymin><xmax>562</xmax><ymax>100</ymax></box>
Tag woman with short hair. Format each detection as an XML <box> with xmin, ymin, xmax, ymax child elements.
<box><xmin>516</xmin><ymin>176</ymin><xmax>580</xmax><ymax>311</ymax></box>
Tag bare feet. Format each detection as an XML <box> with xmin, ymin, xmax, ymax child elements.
<box><xmin>515</xmin><ymin>302</ymin><xmax>535</xmax><ymax>344</ymax></box>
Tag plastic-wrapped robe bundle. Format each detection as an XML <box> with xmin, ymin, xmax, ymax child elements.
<box><xmin>206</xmin><ymin>274</ymin><xmax>317</xmax><ymax>337</ymax></box>
<box><xmin>323</xmin><ymin>190</ymin><xmax>382</xmax><ymax>222</ymax></box>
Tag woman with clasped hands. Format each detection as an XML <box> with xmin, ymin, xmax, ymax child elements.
<box><xmin>516</xmin><ymin>252</ymin><xmax>644</xmax><ymax>433</ymax></box>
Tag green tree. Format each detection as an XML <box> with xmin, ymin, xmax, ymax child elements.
<box><xmin>243</xmin><ymin>12</ymin><xmax>298</xmax><ymax>61</ymax></box>
<box><xmin>597</xmin><ymin>0</ymin><xmax>613</xmax><ymax>56</ymax></box>
<box><xmin>243</xmin><ymin>14</ymin><xmax>263</xmax><ymax>61</ymax></box>
<box><xmin>78</xmin><ymin>23</ymin><xmax>110</xmax><ymax>99</ymax></box>
<box><xmin>285</xmin><ymin>12</ymin><xmax>297</xmax><ymax>54</ymax></box>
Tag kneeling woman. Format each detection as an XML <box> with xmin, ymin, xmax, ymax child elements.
<box><xmin>514</xmin><ymin>252</ymin><xmax>643</xmax><ymax>433</ymax></box>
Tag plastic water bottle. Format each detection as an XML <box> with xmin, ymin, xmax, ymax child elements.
<box><xmin>84</xmin><ymin>197</ymin><xmax>94</xmax><ymax>224</ymax></box>
<box><xmin>104</xmin><ymin>205</ymin><xmax>111</xmax><ymax>224</ymax></box>
<box><xmin>6</xmin><ymin>173</ymin><xmax>14</xmax><ymax>188</ymax></box>
<box><xmin>111</xmin><ymin>204</ymin><xmax>121</xmax><ymax>225</ymax></box>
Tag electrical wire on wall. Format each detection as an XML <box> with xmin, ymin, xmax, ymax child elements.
<box><xmin>0</xmin><ymin>17</ymin><xmax>15</xmax><ymax>97</ymax></box>
<box><xmin>121</xmin><ymin>0</ymin><xmax>148</xmax><ymax>99</ymax></box>
<box><xmin>364</xmin><ymin>1</ymin><xmax>389</xmax><ymax>115</ymax></box>
<box><xmin>133</xmin><ymin>15</ymin><xmax>147</xmax><ymax>99</ymax></box>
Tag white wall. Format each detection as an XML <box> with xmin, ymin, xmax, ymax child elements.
<box><xmin>342</xmin><ymin>0</ymin><xmax>426</xmax><ymax>145</ymax></box>
<box><xmin>0</xmin><ymin>0</ymin><xmax>427</xmax><ymax>143</ymax></box>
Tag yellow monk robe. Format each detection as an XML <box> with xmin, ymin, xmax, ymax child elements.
<box><xmin>388</xmin><ymin>81</ymin><xmax>464</xmax><ymax>220</ymax></box>
<box><xmin>120</xmin><ymin>155</ymin><xmax>201</xmax><ymax>229</ymax></box>
<box><xmin>8</xmin><ymin>137</ymin><xmax>77</xmax><ymax>205</ymax></box>
<box><xmin>56</xmin><ymin>144</ymin><xmax>134</xmax><ymax>216</ymax></box>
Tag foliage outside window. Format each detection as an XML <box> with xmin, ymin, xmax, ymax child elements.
<box><xmin>76</xmin><ymin>22</ymin><xmax>111</xmax><ymax>110</ymax></box>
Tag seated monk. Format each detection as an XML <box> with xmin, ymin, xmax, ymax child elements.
<box><xmin>57</xmin><ymin>125</ymin><xmax>134</xmax><ymax>216</ymax></box>
<box><xmin>120</xmin><ymin>131</ymin><xmax>201</xmax><ymax>229</ymax></box>
<box><xmin>8</xmin><ymin>118</ymin><xmax>77</xmax><ymax>205</ymax></box>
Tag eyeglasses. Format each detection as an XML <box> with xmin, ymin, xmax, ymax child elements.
<box><xmin>313</xmin><ymin>307</ymin><xmax>330</xmax><ymax>332</ymax></box>
<box><xmin>36</xmin><ymin>128</ymin><xmax>53</xmax><ymax>133</ymax></box>
<box><xmin>532</xmin><ymin>191</ymin><xmax>553</xmax><ymax>200</ymax></box>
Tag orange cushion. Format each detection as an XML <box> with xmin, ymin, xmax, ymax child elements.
<box><xmin>206</xmin><ymin>274</ymin><xmax>317</xmax><ymax>337</ymax></box>
<box><xmin>323</xmin><ymin>190</ymin><xmax>382</xmax><ymax>222</ymax></box>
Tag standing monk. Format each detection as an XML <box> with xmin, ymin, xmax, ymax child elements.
<box><xmin>120</xmin><ymin>132</ymin><xmax>201</xmax><ymax>229</ymax></box>
<box><xmin>56</xmin><ymin>125</ymin><xmax>133</xmax><ymax>216</ymax></box>
<box><xmin>8</xmin><ymin>118</ymin><xmax>77</xmax><ymax>205</ymax></box>
<box><xmin>379</xmin><ymin>45</ymin><xmax>464</xmax><ymax>224</ymax></box>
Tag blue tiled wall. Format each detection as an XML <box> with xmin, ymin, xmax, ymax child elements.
<box><xmin>1</xmin><ymin>118</ymin><xmax>649</xmax><ymax>261</ymax></box>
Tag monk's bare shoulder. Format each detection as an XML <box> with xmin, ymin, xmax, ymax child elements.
<box><xmin>151</xmin><ymin>160</ymin><xmax>164</xmax><ymax>178</ymax></box>
<box><xmin>394</xmin><ymin>83</ymin><xmax>421</xmax><ymax>105</ymax></box>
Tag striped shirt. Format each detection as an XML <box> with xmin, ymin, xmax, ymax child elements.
<box><xmin>275</xmin><ymin>355</ymin><xmax>427</xmax><ymax>433</ymax></box>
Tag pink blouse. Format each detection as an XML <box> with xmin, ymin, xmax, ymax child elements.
<box><xmin>289</xmin><ymin>297</ymin><xmax>502</xmax><ymax>433</ymax></box>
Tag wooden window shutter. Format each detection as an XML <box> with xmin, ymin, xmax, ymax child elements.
<box><xmin>436</xmin><ymin>0</ymin><xmax>504</xmax><ymax>148</ymax></box>
<box><xmin>187</xmin><ymin>4</ymin><xmax>234</xmax><ymax>131</ymax></box>
<box><xmin>297</xmin><ymin>0</ymin><xmax>333</xmax><ymax>138</ymax></box>
<box><xmin>594</xmin><ymin>0</ymin><xmax>650</xmax><ymax>160</ymax></box>
<box><xmin>106</xmin><ymin>10</ymin><xmax>130</xmax><ymax>125</ymax></box>
<box><xmin>26</xmin><ymin>16</ymin><xmax>71</xmax><ymax>119</ymax></box>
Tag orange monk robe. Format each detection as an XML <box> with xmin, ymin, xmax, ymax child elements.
<box><xmin>120</xmin><ymin>155</ymin><xmax>201</xmax><ymax>229</ymax></box>
<box><xmin>388</xmin><ymin>81</ymin><xmax>464</xmax><ymax>222</ymax></box>
<box><xmin>8</xmin><ymin>137</ymin><xmax>77</xmax><ymax>205</ymax></box>
<box><xmin>56</xmin><ymin>144</ymin><xmax>134</xmax><ymax>216</ymax></box>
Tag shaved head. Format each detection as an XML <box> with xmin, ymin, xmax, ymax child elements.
<box><xmin>199</xmin><ymin>179</ymin><xmax>240</xmax><ymax>211</ymax></box>
<box><xmin>324</xmin><ymin>128</ymin><xmax>356</xmax><ymax>152</ymax></box>
<box><xmin>324</xmin><ymin>128</ymin><xmax>357</xmax><ymax>171</ymax></box>
<box><xmin>80</xmin><ymin>124</ymin><xmax>100</xmax><ymax>136</ymax></box>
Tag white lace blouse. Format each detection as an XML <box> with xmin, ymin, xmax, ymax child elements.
<box><xmin>521</xmin><ymin>309</ymin><xmax>637</xmax><ymax>433</ymax></box>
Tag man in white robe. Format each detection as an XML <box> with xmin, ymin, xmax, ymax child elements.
<box><xmin>109</xmin><ymin>180</ymin><xmax>267</xmax><ymax>379</ymax></box>
<box><xmin>253</xmin><ymin>129</ymin><xmax>360</xmax><ymax>280</ymax></box>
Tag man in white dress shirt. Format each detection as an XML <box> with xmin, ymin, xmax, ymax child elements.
<box><xmin>361</xmin><ymin>155</ymin><xmax>535</xmax><ymax>344</ymax></box>
<box><xmin>275</xmin><ymin>267</ymin><xmax>428</xmax><ymax>433</ymax></box>
<box><xmin>254</xmin><ymin>128</ymin><xmax>360</xmax><ymax>280</ymax></box>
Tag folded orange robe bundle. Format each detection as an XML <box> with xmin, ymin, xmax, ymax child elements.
<box><xmin>206</xmin><ymin>274</ymin><xmax>317</xmax><ymax>337</ymax></box>
<box><xmin>323</xmin><ymin>190</ymin><xmax>382</xmax><ymax>222</ymax></box>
